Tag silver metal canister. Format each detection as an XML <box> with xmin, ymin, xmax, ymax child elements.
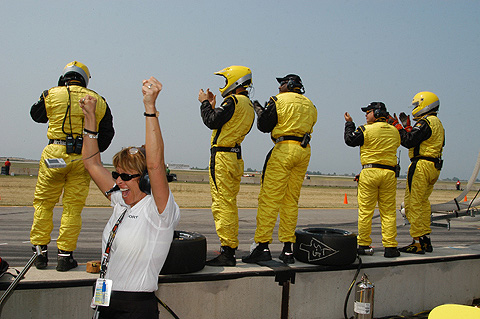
<box><xmin>354</xmin><ymin>273</ymin><xmax>374</xmax><ymax>319</ymax></box>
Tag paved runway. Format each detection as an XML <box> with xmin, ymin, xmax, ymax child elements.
<box><xmin>1</xmin><ymin>205</ymin><xmax>480</xmax><ymax>267</ymax></box>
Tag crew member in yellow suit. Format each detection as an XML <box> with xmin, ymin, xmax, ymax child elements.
<box><xmin>344</xmin><ymin>102</ymin><xmax>401</xmax><ymax>258</ymax></box>
<box><xmin>30</xmin><ymin>61</ymin><xmax>115</xmax><ymax>271</ymax></box>
<box><xmin>199</xmin><ymin>65</ymin><xmax>255</xmax><ymax>266</ymax></box>
<box><xmin>390</xmin><ymin>91</ymin><xmax>444</xmax><ymax>254</ymax></box>
<box><xmin>242</xmin><ymin>74</ymin><xmax>317</xmax><ymax>264</ymax></box>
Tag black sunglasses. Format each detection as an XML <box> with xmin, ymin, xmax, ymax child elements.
<box><xmin>112</xmin><ymin>171</ymin><xmax>141</xmax><ymax>181</ymax></box>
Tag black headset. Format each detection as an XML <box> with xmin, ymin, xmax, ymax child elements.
<box><xmin>135</xmin><ymin>147</ymin><xmax>151</xmax><ymax>195</ymax></box>
<box><xmin>287</xmin><ymin>78</ymin><xmax>305</xmax><ymax>94</ymax></box>
<box><xmin>369</xmin><ymin>102</ymin><xmax>388</xmax><ymax>119</ymax></box>
<box><xmin>287</xmin><ymin>77</ymin><xmax>305</xmax><ymax>94</ymax></box>
<box><xmin>374</xmin><ymin>108</ymin><xmax>388</xmax><ymax>119</ymax></box>
<box><xmin>138</xmin><ymin>169</ymin><xmax>151</xmax><ymax>195</ymax></box>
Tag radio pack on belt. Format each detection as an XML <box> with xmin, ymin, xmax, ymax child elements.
<box><xmin>66</xmin><ymin>135</ymin><xmax>83</xmax><ymax>154</ymax></box>
<box><xmin>300</xmin><ymin>133</ymin><xmax>311</xmax><ymax>148</ymax></box>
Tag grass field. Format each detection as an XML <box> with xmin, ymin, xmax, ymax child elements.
<box><xmin>0</xmin><ymin>173</ymin><xmax>476</xmax><ymax>209</ymax></box>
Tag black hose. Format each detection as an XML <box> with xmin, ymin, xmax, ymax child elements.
<box><xmin>343</xmin><ymin>254</ymin><xmax>362</xmax><ymax>319</ymax></box>
<box><xmin>156</xmin><ymin>296</ymin><xmax>180</xmax><ymax>319</ymax></box>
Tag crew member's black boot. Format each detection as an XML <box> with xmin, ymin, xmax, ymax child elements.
<box><xmin>384</xmin><ymin>247</ymin><xmax>400</xmax><ymax>258</ymax></box>
<box><xmin>205</xmin><ymin>246</ymin><xmax>237</xmax><ymax>267</ymax></box>
<box><xmin>399</xmin><ymin>239</ymin><xmax>425</xmax><ymax>254</ymax></box>
<box><xmin>420</xmin><ymin>235</ymin><xmax>433</xmax><ymax>253</ymax></box>
<box><xmin>242</xmin><ymin>242</ymin><xmax>272</xmax><ymax>263</ymax></box>
<box><xmin>279</xmin><ymin>242</ymin><xmax>295</xmax><ymax>264</ymax></box>
<box><xmin>32</xmin><ymin>245</ymin><xmax>48</xmax><ymax>269</ymax></box>
<box><xmin>56</xmin><ymin>249</ymin><xmax>78</xmax><ymax>272</ymax></box>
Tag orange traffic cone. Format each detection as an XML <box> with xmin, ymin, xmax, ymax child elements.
<box><xmin>464</xmin><ymin>196</ymin><xmax>467</xmax><ymax>202</ymax></box>
<box><xmin>344</xmin><ymin>193</ymin><xmax>348</xmax><ymax>204</ymax></box>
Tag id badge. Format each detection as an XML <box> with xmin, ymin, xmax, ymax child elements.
<box><xmin>93</xmin><ymin>278</ymin><xmax>112</xmax><ymax>306</ymax></box>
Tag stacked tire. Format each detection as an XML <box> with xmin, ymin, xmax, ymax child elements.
<box><xmin>293</xmin><ymin>228</ymin><xmax>357</xmax><ymax>266</ymax></box>
<box><xmin>160</xmin><ymin>230</ymin><xmax>206</xmax><ymax>275</ymax></box>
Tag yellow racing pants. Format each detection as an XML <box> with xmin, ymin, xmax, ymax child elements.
<box><xmin>404</xmin><ymin>159</ymin><xmax>440</xmax><ymax>238</ymax></box>
<box><xmin>254</xmin><ymin>142</ymin><xmax>311</xmax><ymax>244</ymax></box>
<box><xmin>30</xmin><ymin>144</ymin><xmax>91</xmax><ymax>251</ymax></box>
<box><xmin>209</xmin><ymin>149</ymin><xmax>243</xmax><ymax>248</ymax></box>
<box><xmin>357</xmin><ymin>168</ymin><xmax>398</xmax><ymax>247</ymax></box>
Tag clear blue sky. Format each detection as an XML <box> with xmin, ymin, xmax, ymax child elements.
<box><xmin>1</xmin><ymin>1</ymin><xmax>479</xmax><ymax>180</ymax></box>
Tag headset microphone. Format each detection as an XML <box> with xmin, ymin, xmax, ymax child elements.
<box><xmin>105</xmin><ymin>184</ymin><xmax>120</xmax><ymax>196</ymax></box>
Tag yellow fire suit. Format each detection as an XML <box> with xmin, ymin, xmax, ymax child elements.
<box><xmin>255</xmin><ymin>92</ymin><xmax>317</xmax><ymax>244</ymax></box>
<box><xmin>30</xmin><ymin>85</ymin><xmax>114</xmax><ymax>251</ymax></box>
<box><xmin>400</xmin><ymin>114</ymin><xmax>444</xmax><ymax>238</ymax></box>
<box><xmin>200</xmin><ymin>92</ymin><xmax>254</xmax><ymax>248</ymax></box>
<box><xmin>344</xmin><ymin>120</ymin><xmax>401</xmax><ymax>247</ymax></box>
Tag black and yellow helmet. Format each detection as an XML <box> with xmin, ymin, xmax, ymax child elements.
<box><xmin>62</xmin><ymin>61</ymin><xmax>91</xmax><ymax>87</ymax></box>
<box><xmin>411</xmin><ymin>91</ymin><xmax>439</xmax><ymax>120</ymax></box>
<box><xmin>214</xmin><ymin>65</ymin><xmax>252</xmax><ymax>97</ymax></box>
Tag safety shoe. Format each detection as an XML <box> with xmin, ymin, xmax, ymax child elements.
<box><xmin>279</xmin><ymin>251</ymin><xmax>295</xmax><ymax>264</ymax></box>
<box><xmin>420</xmin><ymin>235</ymin><xmax>433</xmax><ymax>253</ymax></box>
<box><xmin>242</xmin><ymin>245</ymin><xmax>272</xmax><ymax>264</ymax></box>
<box><xmin>399</xmin><ymin>241</ymin><xmax>425</xmax><ymax>254</ymax></box>
<box><xmin>384</xmin><ymin>247</ymin><xmax>400</xmax><ymax>258</ymax></box>
<box><xmin>56</xmin><ymin>250</ymin><xmax>78</xmax><ymax>272</ymax></box>
<box><xmin>357</xmin><ymin>245</ymin><xmax>374</xmax><ymax>256</ymax></box>
<box><xmin>206</xmin><ymin>246</ymin><xmax>236</xmax><ymax>267</ymax></box>
<box><xmin>32</xmin><ymin>245</ymin><xmax>48</xmax><ymax>269</ymax></box>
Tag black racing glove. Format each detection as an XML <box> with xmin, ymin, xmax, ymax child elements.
<box><xmin>253</xmin><ymin>100</ymin><xmax>264</xmax><ymax>116</ymax></box>
<box><xmin>398</xmin><ymin>112</ymin><xmax>412</xmax><ymax>132</ymax></box>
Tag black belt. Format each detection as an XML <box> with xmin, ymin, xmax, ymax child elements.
<box><xmin>274</xmin><ymin>136</ymin><xmax>303</xmax><ymax>143</ymax></box>
<box><xmin>411</xmin><ymin>156</ymin><xmax>443</xmax><ymax>170</ymax></box>
<box><xmin>110</xmin><ymin>291</ymin><xmax>155</xmax><ymax>301</ymax></box>
<box><xmin>411</xmin><ymin>156</ymin><xmax>441</xmax><ymax>164</ymax></box>
<box><xmin>48</xmin><ymin>139</ymin><xmax>66</xmax><ymax>146</ymax></box>
<box><xmin>362</xmin><ymin>163</ymin><xmax>396</xmax><ymax>172</ymax></box>
<box><xmin>211</xmin><ymin>145</ymin><xmax>242</xmax><ymax>159</ymax></box>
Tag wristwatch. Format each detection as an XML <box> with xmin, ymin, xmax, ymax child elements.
<box><xmin>144</xmin><ymin>111</ymin><xmax>159</xmax><ymax>117</ymax></box>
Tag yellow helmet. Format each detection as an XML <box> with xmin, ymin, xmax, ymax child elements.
<box><xmin>63</xmin><ymin>61</ymin><xmax>91</xmax><ymax>87</ymax></box>
<box><xmin>411</xmin><ymin>91</ymin><xmax>439</xmax><ymax>119</ymax></box>
<box><xmin>214</xmin><ymin>65</ymin><xmax>252</xmax><ymax>97</ymax></box>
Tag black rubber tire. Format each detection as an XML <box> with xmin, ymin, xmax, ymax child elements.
<box><xmin>160</xmin><ymin>230</ymin><xmax>207</xmax><ymax>275</ymax></box>
<box><xmin>293</xmin><ymin>228</ymin><xmax>357</xmax><ymax>266</ymax></box>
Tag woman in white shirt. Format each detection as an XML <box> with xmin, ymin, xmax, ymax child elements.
<box><xmin>82</xmin><ymin>77</ymin><xmax>180</xmax><ymax>318</ymax></box>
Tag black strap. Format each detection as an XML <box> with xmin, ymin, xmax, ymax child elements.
<box><xmin>209</xmin><ymin>145</ymin><xmax>242</xmax><ymax>190</ymax></box>
<box><xmin>48</xmin><ymin>139</ymin><xmax>66</xmax><ymax>144</ymax></box>
<box><xmin>410</xmin><ymin>156</ymin><xmax>443</xmax><ymax>171</ymax></box>
<box><xmin>273</xmin><ymin>135</ymin><xmax>303</xmax><ymax>143</ymax></box>
<box><xmin>411</xmin><ymin>156</ymin><xmax>441</xmax><ymax>164</ymax></box>
<box><xmin>211</xmin><ymin>145</ymin><xmax>242</xmax><ymax>159</ymax></box>
<box><xmin>362</xmin><ymin>163</ymin><xmax>396</xmax><ymax>172</ymax></box>
<box><xmin>407</xmin><ymin>160</ymin><xmax>418</xmax><ymax>193</ymax></box>
<box><xmin>100</xmin><ymin>208</ymin><xmax>127</xmax><ymax>279</ymax></box>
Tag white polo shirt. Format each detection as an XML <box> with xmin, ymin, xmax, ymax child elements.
<box><xmin>102</xmin><ymin>190</ymin><xmax>180</xmax><ymax>292</ymax></box>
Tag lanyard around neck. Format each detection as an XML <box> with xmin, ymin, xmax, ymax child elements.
<box><xmin>99</xmin><ymin>208</ymin><xmax>127</xmax><ymax>278</ymax></box>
